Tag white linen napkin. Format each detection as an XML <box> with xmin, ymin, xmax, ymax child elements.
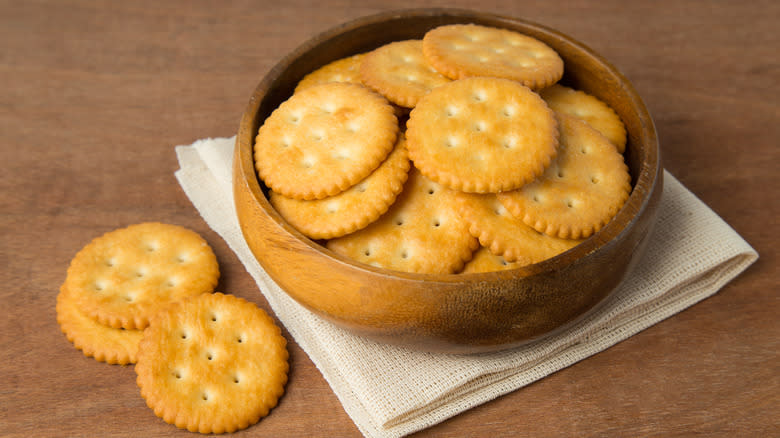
<box><xmin>174</xmin><ymin>136</ymin><xmax>757</xmax><ymax>438</ymax></box>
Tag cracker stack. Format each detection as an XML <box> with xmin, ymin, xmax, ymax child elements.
<box><xmin>254</xmin><ymin>23</ymin><xmax>631</xmax><ymax>274</ymax></box>
<box><xmin>58</xmin><ymin>222</ymin><xmax>221</xmax><ymax>364</ymax></box>
<box><xmin>57</xmin><ymin>222</ymin><xmax>290</xmax><ymax>434</ymax></box>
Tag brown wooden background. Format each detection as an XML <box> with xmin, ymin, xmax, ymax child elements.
<box><xmin>2</xmin><ymin>1</ymin><xmax>778</xmax><ymax>436</ymax></box>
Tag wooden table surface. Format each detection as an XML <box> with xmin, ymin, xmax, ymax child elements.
<box><xmin>2</xmin><ymin>1</ymin><xmax>778</xmax><ymax>436</ymax></box>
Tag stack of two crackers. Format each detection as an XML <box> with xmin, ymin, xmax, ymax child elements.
<box><xmin>255</xmin><ymin>23</ymin><xmax>631</xmax><ymax>275</ymax></box>
<box><xmin>57</xmin><ymin>222</ymin><xmax>289</xmax><ymax>433</ymax></box>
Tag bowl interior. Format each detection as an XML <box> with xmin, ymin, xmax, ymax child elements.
<box><xmin>238</xmin><ymin>8</ymin><xmax>660</xmax><ymax>281</ymax></box>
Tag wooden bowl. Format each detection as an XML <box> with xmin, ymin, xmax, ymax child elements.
<box><xmin>234</xmin><ymin>8</ymin><xmax>662</xmax><ymax>354</ymax></box>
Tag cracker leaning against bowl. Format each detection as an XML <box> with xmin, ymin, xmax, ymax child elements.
<box><xmin>234</xmin><ymin>9</ymin><xmax>662</xmax><ymax>354</ymax></box>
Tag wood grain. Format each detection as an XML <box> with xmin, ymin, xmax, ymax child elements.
<box><xmin>1</xmin><ymin>1</ymin><xmax>777</xmax><ymax>436</ymax></box>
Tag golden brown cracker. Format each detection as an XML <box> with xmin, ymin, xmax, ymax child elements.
<box><xmin>254</xmin><ymin>82</ymin><xmax>398</xmax><ymax>200</ymax></box>
<box><xmin>360</xmin><ymin>40</ymin><xmax>452</xmax><ymax>108</ymax></box>
<box><xmin>294</xmin><ymin>53</ymin><xmax>366</xmax><ymax>93</ymax></box>
<box><xmin>135</xmin><ymin>292</ymin><xmax>289</xmax><ymax>434</ymax></box>
<box><xmin>497</xmin><ymin>113</ymin><xmax>632</xmax><ymax>240</ymax></box>
<box><xmin>422</xmin><ymin>24</ymin><xmax>563</xmax><ymax>89</ymax></box>
<box><xmin>540</xmin><ymin>84</ymin><xmax>627</xmax><ymax>153</ymax></box>
<box><xmin>326</xmin><ymin>168</ymin><xmax>478</xmax><ymax>274</ymax></box>
<box><xmin>64</xmin><ymin>222</ymin><xmax>220</xmax><ymax>330</ymax></box>
<box><xmin>406</xmin><ymin>77</ymin><xmax>559</xmax><ymax>193</ymax></box>
<box><xmin>454</xmin><ymin>191</ymin><xmax>581</xmax><ymax>265</ymax></box>
<box><xmin>460</xmin><ymin>246</ymin><xmax>524</xmax><ymax>273</ymax></box>
<box><xmin>56</xmin><ymin>284</ymin><xmax>143</xmax><ymax>365</ymax></box>
<box><xmin>270</xmin><ymin>135</ymin><xmax>410</xmax><ymax>240</ymax></box>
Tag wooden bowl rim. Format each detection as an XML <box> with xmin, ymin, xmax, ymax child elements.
<box><xmin>236</xmin><ymin>7</ymin><xmax>661</xmax><ymax>284</ymax></box>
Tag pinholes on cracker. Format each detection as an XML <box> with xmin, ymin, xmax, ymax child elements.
<box><xmin>270</xmin><ymin>135</ymin><xmax>410</xmax><ymax>240</ymax></box>
<box><xmin>57</xmin><ymin>284</ymin><xmax>143</xmax><ymax>365</ymax></box>
<box><xmin>498</xmin><ymin>113</ymin><xmax>632</xmax><ymax>240</ymax></box>
<box><xmin>360</xmin><ymin>40</ymin><xmax>452</xmax><ymax>108</ymax></box>
<box><xmin>135</xmin><ymin>292</ymin><xmax>289</xmax><ymax>434</ymax></box>
<box><xmin>454</xmin><ymin>191</ymin><xmax>581</xmax><ymax>265</ymax></box>
<box><xmin>460</xmin><ymin>247</ymin><xmax>524</xmax><ymax>274</ymax></box>
<box><xmin>327</xmin><ymin>168</ymin><xmax>478</xmax><ymax>274</ymax></box>
<box><xmin>422</xmin><ymin>24</ymin><xmax>563</xmax><ymax>90</ymax></box>
<box><xmin>293</xmin><ymin>54</ymin><xmax>410</xmax><ymax>120</ymax></box>
<box><xmin>64</xmin><ymin>222</ymin><xmax>220</xmax><ymax>330</ymax></box>
<box><xmin>293</xmin><ymin>53</ymin><xmax>366</xmax><ymax>93</ymax></box>
<box><xmin>540</xmin><ymin>84</ymin><xmax>627</xmax><ymax>153</ymax></box>
<box><xmin>254</xmin><ymin>82</ymin><xmax>398</xmax><ymax>200</ymax></box>
<box><xmin>406</xmin><ymin>77</ymin><xmax>559</xmax><ymax>193</ymax></box>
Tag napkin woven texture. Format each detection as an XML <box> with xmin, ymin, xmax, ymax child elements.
<box><xmin>174</xmin><ymin>136</ymin><xmax>757</xmax><ymax>438</ymax></box>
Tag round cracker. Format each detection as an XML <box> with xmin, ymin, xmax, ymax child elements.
<box><xmin>64</xmin><ymin>222</ymin><xmax>220</xmax><ymax>330</ymax></box>
<box><xmin>422</xmin><ymin>24</ymin><xmax>563</xmax><ymax>90</ymax></box>
<box><xmin>497</xmin><ymin>113</ymin><xmax>632</xmax><ymax>240</ymax></box>
<box><xmin>360</xmin><ymin>40</ymin><xmax>452</xmax><ymax>108</ymax></box>
<box><xmin>270</xmin><ymin>135</ymin><xmax>410</xmax><ymax>239</ymax></box>
<box><xmin>56</xmin><ymin>284</ymin><xmax>143</xmax><ymax>365</ymax></box>
<box><xmin>135</xmin><ymin>292</ymin><xmax>288</xmax><ymax>434</ymax></box>
<box><xmin>406</xmin><ymin>77</ymin><xmax>559</xmax><ymax>193</ymax></box>
<box><xmin>454</xmin><ymin>191</ymin><xmax>581</xmax><ymax>265</ymax></box>
<box><xmin>540</xmin><ymin>84</ymin><xmax>627</xmax><ymax>153</ymax></box>
<box><xmin>326</xmin><ymin>168</ymin><xmax>478</xmax><ymax>274</ymax></box>
<box><xmin>293</xmin><ymin>53</ymin><xmax>366</xmax><ymax>93</ymax></box>
<box><xmin>254</xmin><ymin>82</ymin><xmax>398</xmax><ymax>200</ymax></box>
